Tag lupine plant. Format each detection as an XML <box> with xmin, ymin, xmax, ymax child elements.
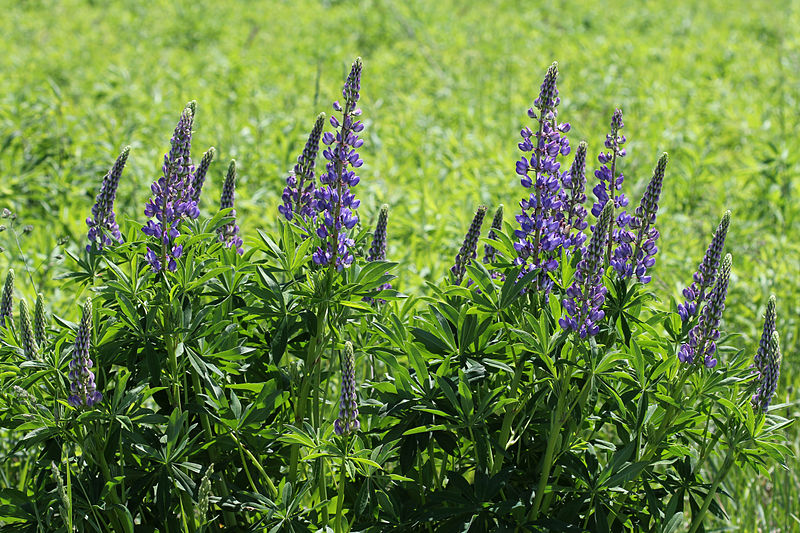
<box><xmin>0</xmin><ymin>60</ymin><xmax>792</xmax><ymax>533</ymax></box>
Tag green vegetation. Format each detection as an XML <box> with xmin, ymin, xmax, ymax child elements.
<box><xmin>0</xmin><ymin>0</ymin><xmax>797</xmax><ymax>530</ymax></box>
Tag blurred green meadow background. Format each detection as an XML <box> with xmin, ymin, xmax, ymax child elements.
<box><xmin>1</xmin><ymin>0</ymin><xmax>798</xmax><ymax>529</ymax></box>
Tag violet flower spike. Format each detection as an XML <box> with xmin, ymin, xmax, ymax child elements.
<box><xmin>141</xmin><ymin>102</ymin><xmax>201</xmax><ymax>272</ymax></box>
<box><xmin>19</xmin><ymin>299</ymin><xmax>38</xmax><ymax>360</ymax></box>
<box><xmin>68</xmin><ymin>299</ymin><xmax>102</xmax><ymax>408</ymax></box>
<box><xmin>334</xmin><ymin>341</ymin><xmax>359</xmax><ymax>436</ymax></box>
<box><xmin>677</xmin><ymin>210</ymin><xmax>731</xmax><ymax>321</ymax></box>
<box><xmin>191</xmin><ymin>147</ymin><xmax>216</xmax><ymax>203</ymax></box>
<box><xmin>752</xmin><ymin>330</ymin><xmax>781</xmax><ymax>411</ymax></box>
<box><xmin>612</xmin><ymin>152</ymin><xmax>668</xmax><ymax>283</ymax></box>
<box><xmin>483</xmin><ymin>204</ymin><xmax>504</xmax><ymax>264</ymax></box>
<box><xmin>678</xmin><ymin>253</ymin><xmax>732</xmax><ymax>368</ymax></box>
<box><xmin>591</xmin><ymin>109</ymin><xmax>630</xmax><ymax>266</ymax></box>
<box><xmin>34</xmin><ymin>292</ymin><xmax>47</xmax><ymax>347</ymax></box>
<box><xmin>560</xmin><ymin>201</ymin><xmax>613</xmax><ymax>338</ymax></box>
<box><xmin>280</xmin><ymin>113</ymin><xmax>326</xmax><ymax>223</ymax></box>
<box><xmin>86</xmin><ymin>146</ymin><xmax>130</xmax><ymax>251</ymax></box>
<box><xmin>313</xmin><ymin>58</ymin><xmax>364</xmax><ymax>271</ymax></box>
<box><xmin>364</xmin><ymin>204</ymin><xmax>391</xmax><ymax>304</ymax></box>
<box><xmin>0</xmin><ymin>269</ymin><xmax>14</xmax><ymax>326</ymax></box>
<box><xmin>560</xmin><ymin>140</ymin><xmax>589</xmax><ymax>252</ymax></box>
<box><xmin>451</xmin><ymin>205</ymin><xmax>487</xmax><ymax>284</ymax></box>
<box><xmin>514</xmin><ymin>62</ymin><xmax>572</xmax><ymax>295</ymax></box>
<box><xmin>218</xmin><ymin>160</ymin><xmax>243</xmax><ymax>255</ymax></box>
<box><xmin>753</xmin><ymin>295</ymin><xmax>776</xmax><ymax>373</ymax></box>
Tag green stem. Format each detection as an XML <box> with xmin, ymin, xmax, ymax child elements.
<box><xmin>231</xmin><ymin>432</ymin><xmax>278</xmax><ymax>498</ymax></box>
<box><xmin>335</xmin><ymin>436</ymin><xmax>349</xmax><ymax>533</ymax></box>
<box><xmin>529</xmin><ymin>372</ymin><xmax>569</xmax><ymax>520</ymax></box>
<box><xmin>687</xmin><ymin>450</ymin><xmax>736</xmax><ymax>533</ymax></box>
<box><xmin>493</xmin><ymin>317</ymin><xmax>524</xmax><ymax>475</ymax></box>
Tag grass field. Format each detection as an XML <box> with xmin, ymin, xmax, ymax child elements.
<box><xmin>1</xmin><ymin>0</ymin><xmax>798</xmax><ymax>529</ymax></box>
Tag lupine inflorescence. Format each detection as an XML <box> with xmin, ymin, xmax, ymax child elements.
<box><xmin>34</xmin><ymin>293</ymin><xmax>47</xmax><ymax>347</ymax></box>
<box><xmin>560</xmin><ymin>201</ymin><xmax>613</xmax><ymax>338</ymax></box>
<box><xmin>560</xmin><ymin>141</ymin><xmax>589</xmax><ymax>251</ymax></box>
<box><xmin>191</xmin><ymin>147</ymin><xmax>216</xmax><ymax>203</ymax></box>
<box><xmin>611</xmin><ymin>152</ymin><xmax>669</xmax><ymax>283</ymax></box>
<box><xmin>218</xmin><ymin>160</ymin><xmax>243</xmax><ymax>255</ymax></box>
<box><xmin>451</xmin><ymin>205</ymin><xmax>487</xmax><ymax>284</ymax></box>
<box><xmin>280</xmin><ymin>113</ymin><xmax>326</xmax><ymax>223</ymax></box>
<box><xmin>592</xmin><ymin>109</ymin><xmax>630</xmax><ymax>269</ymax></box>
<box><xmin>334</xmin><ymin>341</ymin><xmax>359</xmax><ymax>436</ymax></box>
<box><xmin>1</xmin><ymin>269</ymin><xmax>14</xmax><ymax>325</ymax></box>
<box><xmin>679</xmin><ymin>253</ymin><xmax>732</xmax><ymax>368</ymax></box>
<box><xmin>677</xmin><ymin>211</ymin><xmax>731</xmax><ymax>321</ymax></box>
<box><xmin>483</xmin><ymin>204</ymin><xmax>504</xmax><ymax>264</ymax></box>
<box><xmin>752</xmin><ymin>295</ymin><xmax>780</xmax><ymax>410</ymax></box>
<box><xmin>514</xmin><ymin>62</ymin><xmax>573</xmax><ymax>295</ymax></box>
<box><xmin>68</xmin><ymin>299</ymin><xmax>102</xmax><ymax>408</ymax></box>
<box><xmin>753</xmin><ymin>331</ymin><xmax>782</xmax><ymax>411</ymax></box>
<box><xmin>313</xmin><ymin>58</ymin><xmax>364</xmax><ymax>270</ymax></box>
<box><xmin>19</xmin><ymin>299</ymin><xmax>38</xmax><ymax>360</ymax></box>
<box><xmin>142</xmin><ymin>102</ymin><xmax>201</xmax><ymax>272</ymax></box>
<box><xmin>86</xmin><ymin>146</ymin><xmax>130</xmax><ymax>251</ymax></box>
<box><xmin>366</xmin><ymin>204</ymin><xmax>389</xmax><ymax>262</ymax></box>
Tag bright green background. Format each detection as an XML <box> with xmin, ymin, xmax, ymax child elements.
<box><xmin>1</xmin><ymin>0</ymin><xmax>798</xmax><ymax>529</ymax></box>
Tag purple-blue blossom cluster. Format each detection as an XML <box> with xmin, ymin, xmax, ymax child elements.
<box><xmin>68</xmin><ymin>299</ymin><xmax>102</xmax><ymax>408</ymax></box>
<box><xmin>334</xmin><ymin>341</ymin><xmax>359</xmax><ymax>436</ymax></box>
<box><xmin>451</xmin><ymin>205</ymin><xmax>487</xmax><ymax>284</ymax></box>
<box><xmin>592</xmin><ymin>109</ymin><xmax>630</xmax><ymax>271</ymax></box>
<box><xmin>142</xmin><ymin>103</ymin><xmax>201</xmax><ymax>272</ymax></box>
<box><xmin>364</xmin><ymin>205</ymin><xmax>391</xmax><ymax>304</ymax></box>
<box><xmin>678</xmin><ymin>253</ymin><xmax>732</xmax><ymax>368</ymax></box>
<box><xmin>279</xmin><ymin>113</ymin><xmax>326</xmax><ymax>223</ymax></box>
<box><xmin>752</xmin><ymin>295</ymin><xmax>780</xmax><ymax>410</ymax></box>
<box><xmin>611</xmin><ymin>153</ymin><xmax>669</xmax><ymax>283</ymax></box>
<box><xmin>86</xmin><ymin>146</ymin><xmax>130</xmax><ymax>251</ymax></box>
<box><xmin>513</xmin><ymin>62</ymin><xmax>573</xmax><ymax>294</ymax></box>
<box><xmin>19</xmin><ymin>299</ymin><xmax>38</xmax><ymax>360</ymax></box>
<box><xmin>218</xmin><ymin>160</ymin><xmax>243</xmax><ymax>255</ymax></box>
<box><xmin>560</xmin><ymin>201</ymin><xmax>613</xmax><ymax>338</ymax></box>
<box><xmin>677</xmin><ymin>211</ymin><xmax>731</xmax><ymax>321</ymax></box>
<box><xmin>313</xmin><ymin>58</ymin><xmax>364</xmax><ymax>270</ymax></box>
<box><xmin>0</xmin><ymin>269</ymin><xmax>13</xmax><ymax>326</ymax></box>
<box><xmin>560</xmin><ymin>141</ymin><xmax>589</xmax><ymax>251</ymax></box>
<box><xmin>191</xmin><ymin>147</ymin><xmax>216</xmax><ymax>204</ymax></box>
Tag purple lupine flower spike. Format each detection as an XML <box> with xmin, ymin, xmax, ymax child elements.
<box><xmin>451</xmin><ymin>205</ymin><xmax>487</xmax><ymax>284</ymax></box>
<box><xmin>753</xmin><ymin>295</ymin><xmax>777</xmax><ymax>373</ymax></box>
<box><xmin>142</xmin><ymin>102</ymin><xmax>201</xmax><ymax>272</ymax></box>
<box><xmin>560</xmin><ymin>141</ymin><xmax>588</xmax><ymax>251</ymax></box>
<box><xmin>560</xmin><ymin>201</ymin><xmax>613</xmax><ymax>338</ymax></box>
<box><xmin>191</xmin><ymin>147</ymin><xmax>216</xmax><ymax>203</ymax></box>
<box><xmin>0</xmin><ymin>269</ymin><xmax>14</xmax><ymax>326</ymax></box>
<box><xmin>86</xmin><ymin>146</ymin><xmax>130</xmax><ymax>251</ymax></box>
<box><xmin>483</xmin><ymin>204</ymin><xmax>504</xmax><ymax>264</ymax></box>
<box><xmin>752</xmin><ymin>330</ymin><xmax>781</xmax><ymax>411</ymax></box>
<box><xmin>280</xmin><ymin>113</ymin><xmax>326</xmax><ymax>223</ymax></box>
<box><xmin>592</xmin><ymin>109</ymin><xmax>630</xmax><ymax>268</ymax></box>
<box><xmin>19</xmin><ymin>299</ymin><xmax>38</xmax><ymax>360</ymax></box>
<box><xmin>366</xmin><ymin>204</ymin><xmax>389</xmax><ymax>262</ymax></box>
<box><xmin>364</xmin><ymin>205</ymin><xmax>391</xmax><ymax>304</ymax></box>
<box><xmin>678</xmin><ymin>253</ymin><xmax>732</xmax><ymax>368</ymax></box>
<box><xmin>677</xmin><ymin>211</ymin><xmax>731</xmax><ymax>321</ymax></box>
<box><xmin>218</xmin><ymin>160</ymin><xmax>243</xmax><ymax>255</ymax></box>
<box><xmin>613</xmin><ymin>152</ymin><xmax>668</xmax><ymax>283</ymax></box>
<box><xmin>68</xmin><ymin>299</ymin><xmax>102</xmax><ymax>408</ymax></box>
<box><xmin>514</xmin><ymin>62</ymin><xmax>572</xmax><ymax>295</ymax></box>
<box><xmin>34</xmin><ymin>293</ymin><xmax>47</xmax><ymax>347</ymax></box>
<box><xmin>334</xmin><ymin>341</ymin><xmax>359</xmax><ymax>436</ymax></box>
<box><xmin>313</xmin><ymin>58</ymin><xmax>364</xmax><ymax>270</ymax></box>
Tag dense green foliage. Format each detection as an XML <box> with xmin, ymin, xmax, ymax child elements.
<box><xmin>0</xmin><ymin>0</ymin><xmax>798</xmax><ymax>530</ymax></box>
